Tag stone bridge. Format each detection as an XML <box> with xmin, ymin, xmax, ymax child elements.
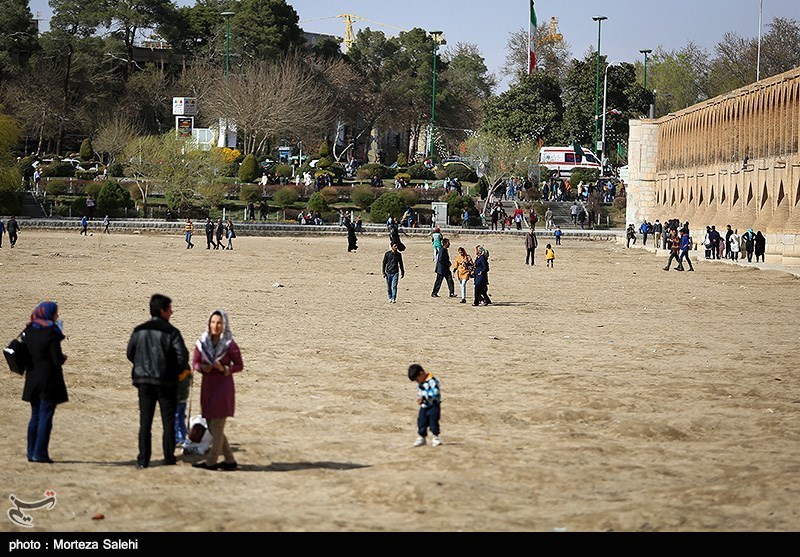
<box><xmin>627</xmin><ymin>66</ymin><xmax>800</xmax><ymax>264</ymax></box>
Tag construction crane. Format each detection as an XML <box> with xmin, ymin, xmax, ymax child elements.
<box><xmin>299</xmin><ymin>13</ymin><xmax>408</xmax><ymax>52</ymax></box>
<box><xmin>537</xmin><ymin>17</ymin><xmax>563</xmax><ymax>47</ymax></box>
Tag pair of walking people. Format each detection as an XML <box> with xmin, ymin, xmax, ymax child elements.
<box><xmin>663</xmin><ymin>229</ymin><xmax>694</xmax><ymax>271</ymax></box>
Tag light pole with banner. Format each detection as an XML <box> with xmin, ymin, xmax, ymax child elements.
<box><xmin>428</xmin><ymin>30</ymin><xmax>446</xmax><ymax>162</ymax></box>
<box><xmin>592</xmin><ymin>16</ymin><xmax>607</xmax><ymax>154</ymax></box>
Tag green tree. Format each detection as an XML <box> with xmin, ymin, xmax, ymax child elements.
<box><xmin>306</xmin><ymin>191</ymin><xmax>328</xmax><ymax>214</ymax></box>
<box><xmin>645</xmin><ymin>43</ymin><xmax>710</xmax><ymax>117</ymax></box>
<box><xmin>443</xmin><ymin>192</ymin><xmax>477</xmax><ymax>225</ymax></box>
<box><xmin>369</xmin><ymin>191</ymin><xmax>405</xmax><ymax>224</ymax></box>
<box><xmin>96</xmin><ymin>181</ymin><xmax>132</xmax><ymax>217</ymax></box>
<box><xmin>482</xmin><ymin>71</ymin><xmax>564</xmax><ymax>143</ymax></box>
<box><xmin>232</xmin><ymin>0</ymin><xmax>305</xmax><ymax>63</ymax></box>
<box><xmin>0</xmin><ymin>0</ymin><xmax>40</xmax><ymax>87</ymax></box>
<box><xmin>0</xmin><ymin>110</ymin><xmax>22</xmax><ymax>213</ymax></box>
<box><xmin>238</xmin><ymin>153</ymin><xmax>259</xmax><ymax>182</ymax></box>
<box><xmin>272</xmin><ymin>185</ymin><xmax>298</xmax><ymax>220</ymax></box>
<box><xmin>197</xmin><ymin>182</ymin><xmax>226</xmax><ymax>210</ymax></box>
<box><xmin>239</xmin><ymin>184</ymin><xmax>260</xmax><ymax>203</ymax></box>
<box><xmin>80</xmin><ymin>138</ymin><xmax>94</xmax><ymax>161</ymax></box>
<box><xmin>503</xmin><ymin>25</ymin><xmax>572</xmax><ymax>87</ymax></box>
<box><xmin>351</xmin><ymin>185</ymin><xmax>375</xmax><ymax>210</ymax></box>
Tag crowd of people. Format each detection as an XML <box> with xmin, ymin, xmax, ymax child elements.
<box><xmin>629</xmin><ymin>218</ymin><xmax>768</xmax><ymax>269</ymax></box>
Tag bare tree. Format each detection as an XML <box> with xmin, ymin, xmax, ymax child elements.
<box><xmin>94</xmin><ymin>113</ymin><xmax>141</xmax><ymax>164</ymax></box>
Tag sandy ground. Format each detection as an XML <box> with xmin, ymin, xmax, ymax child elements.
<box><xmin>1</xmin><ymin>228</ymin><xmax>799</xmax><ymax>533</ymax></box>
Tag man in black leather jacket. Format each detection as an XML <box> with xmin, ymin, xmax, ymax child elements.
<box><xmin>126</xmin><ymin>294</ymin><xmax>189</xmax><ymax>469</ymax></box>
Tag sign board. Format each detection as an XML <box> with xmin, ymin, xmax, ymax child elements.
<box><xmin>176</xmin><ymin>116</ymin><xmax>194</xmax><ymax>138</ymax></box>
<box><xmin>431</xmin><ymin>201</ymin><xmax>448</xmax><ymax>227</ymax></box>
<box><xmin>277</xmin><ymin>146</ymin><xmax>292</xmax><ymax>164</ymax></box>
<box><xmin>172</xmin><ymin>97</ymin><xmax>197</xmax><ymax>116</ymax></box>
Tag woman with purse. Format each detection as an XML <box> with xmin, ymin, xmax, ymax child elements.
<box><xmin>21</xmin><ymin>301</ymin><xmax>68</xmax><ymax>463</ymax></box>
<box><xmin>192</xmin><ymin>309</ymin><xmax>243</xmax><ymax>470</ymax></box>
<box><xmin>225</xmin><ymin>219</ymin><xmax>236</xmax><ymax>250</ymax></box>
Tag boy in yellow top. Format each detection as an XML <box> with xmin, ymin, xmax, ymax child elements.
<box><xmin>545</xmin><ymin>243</ymin><xmax>555</xmax><ymax>268</ymax></box>
<box><xmin>184</xmin><ymin>218</ymin><xmax>195</xmax><ymax>249</ymax></box>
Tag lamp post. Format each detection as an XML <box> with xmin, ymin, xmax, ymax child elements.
<box><xmin>756</xmin><ymin>0</ymin><xmax>763</xmax><ymax>81</ymax></box>
<box><xmin>221</xmin><ymin>11</ymin><xmax>235</xmax><ymax>80</ymax></box>
<box><xmin>601</xmin><ymin>61</ymin><xmax>621</xmax><ymax>170</ymax></box>
<box><xmin>639</xmin><ymin>49</ymin><xmax>652</xmax><ymax>89</ymax></box>
<box><xmin>592</xmin><ymin>16</ymin><xmax>607</xmax><ymax>154</ymax></box>
<box><xmin>428</xmin><ymin>30</ymin><xmax>445</xmax><ymax>161</ymax></box>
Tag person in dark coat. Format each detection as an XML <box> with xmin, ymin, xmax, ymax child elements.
<box><xmin>345</xmin><ymin>217</ymin><xmax>358</xmax><ymax>252</ymax></box>
<box><xmin>472</xmin><ymin>245</ymin><xmax>492</xmax><ymax>306</ymax></box>
<box><xmin>388</xmin><ymin>217</ymin><xmax>404</xmax><ymax>251</ymax></box>
<box><xmin>742</xmin><ymin>228</ymin><xmax>756</xmax><ymax>262</ymax></box>
<box><xmin>205</xmin><ymin>218</ymin><xmax>217</xmax><ymax>249</ymax></box>
<box><xmin>21</xmin><ymin>301</ymin><xmax>68</xmax><ymax>463</ymax></box>
<box><xmin>431</xmin><ymin>238</ymin><xmax>455</xmax><ymax>298</ymax></box>
<box><xmin>8</xmin><ymin>215</ymin><xmax>20</xmax><ymax>247</ymax></box>
<box><xmin>126</xmin><ymin>294</ymin><xmax>189</xmax><ymax>469</ymax></box>
<box><xmin>754</xmin><ymin>231</ymin><xmax>766</xmax><ymax>262</ymax></box>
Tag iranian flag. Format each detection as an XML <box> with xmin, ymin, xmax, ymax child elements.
<box><xmin>528</xmin><ymin>0</ymin><xmax>538</xmax><ymax>74</ymax></box>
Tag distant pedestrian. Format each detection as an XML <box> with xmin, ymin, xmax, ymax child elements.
<box><xmin>382</xmin><ymin>242</ymin><xmax>404</xmax><ymax>303</ymax></box>
<box><xmin>408</xmin><ymin>363</ymin><xmax>442</xmax><ymax>447</ymax></box>
<box><xmin>103</xmin><ymin>215</ymin><xmax>110</xmax><ymax>234</ymax></box>
<box><xmin>225</xmin><ymin>219</ymin><xmax>236</xmax><ymax>250</ymax></box>
<box><xmin>7</xmin><ymin>215</ymin><xmax>19</xmax><ymax>247</ymax></box>
<box><xmin>663</xmin><ymin>229</ymin><xmax>682</xmax><ymax>271</ymax></box>
<box><xmin>729</xmin><ymin>229</ymin><xmax>740</xmax><ymax>261</ymax></box>
<box><xmin>525</xmin><ymin>227</ymin><xmax>538</xmax><ymax>266</ymax></box>
<box><xmin>754</xmin><ymin>231</ymin><xmax>766</xmax><ymax>262</ymax></box>
<box><xmin>452</xmin><ymin>246</ymin><xmax>473</xmax><ymax>304</ymax></box>
<box><xmin>472</xmin><ymin>245</ymin><xmax>491</xmax><ymax>306</ymax></box>
<box><xmin>742</xmin><ymin>229</ymin><xmax>756</xmax><ymax>262</ymax></box>
<box><xmin>0</xmin><ymin>218</ymin><xmax>5</xmax><ymax>248</ymax></box>
<box><xmin>345</xmin><ymin>217</ymin><xmax>358</xmax><ymax>252</ymax></box>
<box><xmin>205</xmin><ymin>218</ymin><xmax>216</xmax><ymax>249</ymax></box>
<box><xmin>214</xmin><ymin>218</ymin><xmax>225</xmax><ymax>250</ymax></box>
<box><xmin>431</xmin><ymin>238</ymin><xmax>455</xmax><ymax>298</ymax></box>
<box><xmin>184</xmin><ymin>218</ymin><xmax>194</xmax><ymax>249</ymax></box>
<box><xmin>80</xmin><ymin>215</ymin><xmax>88</xmax><ymax>236</ymax></box>
<box><xmin>554</xmin><ymin>226</ymin><xmax>562</xmax><ymax>246</ymax></box>
<box><xmin>626</xmin><ymin>224</ymin><xmax>636</xmax><ymax>248</ymax></box>
<box><xmin>430</xmin><ymin>227</ymin><xmax>443</xmax><ymax>261</ymax></box>
<box><xmin>678</xmin><ymin>229</ymin><xmax>694</xmax><ymax>271</ymax></box>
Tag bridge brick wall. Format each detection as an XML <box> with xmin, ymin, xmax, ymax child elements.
<box><xmin>628</xmin><ymin>66</ymin><xmax>800</xmax><ymax>264</ymax></box>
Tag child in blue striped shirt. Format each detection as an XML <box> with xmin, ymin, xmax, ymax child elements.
<box><xmin>408</xmin><ymin>364</ymin><xmax>442</xmax><ymax>447</ymax></box>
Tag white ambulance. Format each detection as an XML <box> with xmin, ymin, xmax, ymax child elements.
<box><xmin>538</xmin><ymin>146</ymin><xmax>601</xmax><ymax>177</ymax></box>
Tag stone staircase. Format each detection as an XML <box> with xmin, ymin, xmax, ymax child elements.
<box><xmin>20</xmin><ymin>191</ymin><xmax>47</xmax><ymax>217</ymax></box>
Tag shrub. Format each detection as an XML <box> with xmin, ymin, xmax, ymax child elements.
<box><xmin>444</xmin><ymin>163</ymin><xmax>477</xmax><ymax>182</ymax></box>
<box><xmin>85</xmin><ymin>182</ymin><xmax>103</xmax><ymax>200</ymax></box>
<box><xmin>238</xmin><ymin>153</ymin><xmax>259</xmax><ymax>182</ymax></box>
<box><xmin>612</xmin><ymin>195</ymin><xmax>627</xmax><ymax>210</ymax></box>
<box><xmin>369</xmin><ymin>191</ymin><xmax>405</xmax><ymax>224</ymax></box>
<box><xmin>317</xmin><ymin>139</ymin><xmax>331</xmax><ymax>159</ymax></box>
<box><xmin>356</xmin><ymin>163</ymin><xmax>390</xmax><ymax>180</ymax></box>
<box><xmin>45</xmin><ymin>180</ymin><xmax>69</xmax><ymax>195</ymax></box>
<box><xmin>394</xmin><ymin>172</ymin><xmax>411</xmax><ymax>182</ymax></box>
<box><xmin>397</xmin><ymin>188</ymin><xmax>419</xmax><ymax>207</ymax></box>
<box><xmin>570</xmin><ymin>168</ymin><xmax>600</xmax><ymax>185</ymax></box>
<box><xmin>443</xmin><ymin>192</ymin><xmax>478</xmax><ymax>226</ymax></box>
<box><xmin>396</xmin><ymin>152</ymin><xmax>408</xmax><ymax>167</ymax></box>
<box><xmin>407</xmin><ymin>163</ymin><xmax>434</xmax><ymax>180</ymax></box>
<box><xmin>75</xmin><ymin>170</ymin><xmax>96</xmax><ymax>181</ymax></box>
<box><xmin>70</xmin><ymin>196</ymin><xmax>86</xmax><ymax>216</ymax></box>
<box><xmin>306</xmin><ymin>191</ymin><xmax>329</xmax><ymax>214</ymax></box>
<box><xmin>197</xmin><ymin>183</ymin><xmax>227</xmax><ymax>209</ymax></box>
<box><xmin>79</xmin><ymin>138</ymin><xmax>94</xmax><ymax>162</ymax></box>
<box><xmin>108</xmin><ymin>162</ymin><xmax>125</xmax><ymax>177</ymax></box>
<box><xmin>274</xmin><ymin>163</ymin><xmax>293</xmax><ymax>178</ymax></box>
<box><xmin>272</xmin><ymin>186</ymin><xmax>299</xmax><ymax>208</ymax></box>
<box><xmin>351</xmin><ymin>185</ymin><xmax>375</xmax><ymax>210</ymax></box>
<box><xmin>319</xmin><ymin>186</ymin><xmax>340</xmax><ymax>205</ymax></box>
<box><xmin>42</xmin><ymin>162</ymin><xmax>75</xmax><ymax>178</ymax></box>
<box><xmin>97</xmin><ymin>181</ymin><xmax>133</xmax><ymax>217</ymax></box>
<box><xmin>239</xmin><ymin>184</ymin><xmax>260</xmax><ymax>203</ymax></box>
<box><xmin>15</xmin><ymin>156</ymin><xmax>36</xmax><ymax>180</ymax></box>
<box><xmin>316</xmin><ymin>156</ymin><xmax>332</xmax><ymax>171</ymax></box>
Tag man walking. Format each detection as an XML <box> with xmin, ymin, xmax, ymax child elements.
<box><xmin>126</xmin><ymin>294</ymin><xmax>189</xmax><ymax>469</ymax></box>
<box><xmin>431</xmin><ymin>238</ymin><xmax>456</xmax><ymax>298</ymax></box>
<box><xmin>7</xmin><ymin>215</ymin><xmax>19</xmax><ymax>247</ymax></box>
<box><xmin>382</xmin><ymin>242</ymin><xmax>404</xmax><ymax>303</ymax></box>
<box><xmin>204</xmin><ymin>218</ymin><xmax>216</xmax><ymax>249</ymax></box>
<box><xmin>184</xmin><ymin>218</ymin><xmax>194</xmax><ymax>249</ymax></box>
<box><xmin>570</xmin><ymin>202</ymin><xmax>578</xmax><ymax>225</ymax></box>
<box><xmin>663</xmin><ymin>229</ymin><xmax>683</xmax><ymax>271</ymax></box>
<box><xmin>678</xmin><ymin>229</ymin><xmax>695</xmax><ymax>271</ymax></box>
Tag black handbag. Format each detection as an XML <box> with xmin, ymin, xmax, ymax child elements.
<box><xmin>4</xmin><ymin>333</ymin><xmax>29</xmax><ymax>375</ymax></box>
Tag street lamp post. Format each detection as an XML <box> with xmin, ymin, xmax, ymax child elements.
<box><xmin>639</xmin><ymin>49</ymin><xmax>652</xmax><ymax>89</ymax></box>
<box><xmin>592</xmin><ymin>16</ymin><xmax>607</xmax><ymax>155</ymax></box>
<box><xmin>428</xmin><ymin>30</ymin><xmax>445</xmax><ymax>161</ymax></box>
<box><xmin>221</xmin><ymin>11</ymin><xmax>235</xmax><ymax>80</ymax></box>
<box><xmin>601</xmin><ymin>61</ymin><xmax>621</xmax><ymax>171</ymax></box>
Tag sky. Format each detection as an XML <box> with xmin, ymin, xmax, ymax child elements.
<box><xmin>28</xmin><ymin>0</ymin><xmax>800</xmax><ymax>92</ymax></box>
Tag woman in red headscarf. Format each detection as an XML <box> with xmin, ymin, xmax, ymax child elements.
<box><xmin>21</xmin><ymin>301</ymin><xmax>68</xmax><ymax>463</ymax></box>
